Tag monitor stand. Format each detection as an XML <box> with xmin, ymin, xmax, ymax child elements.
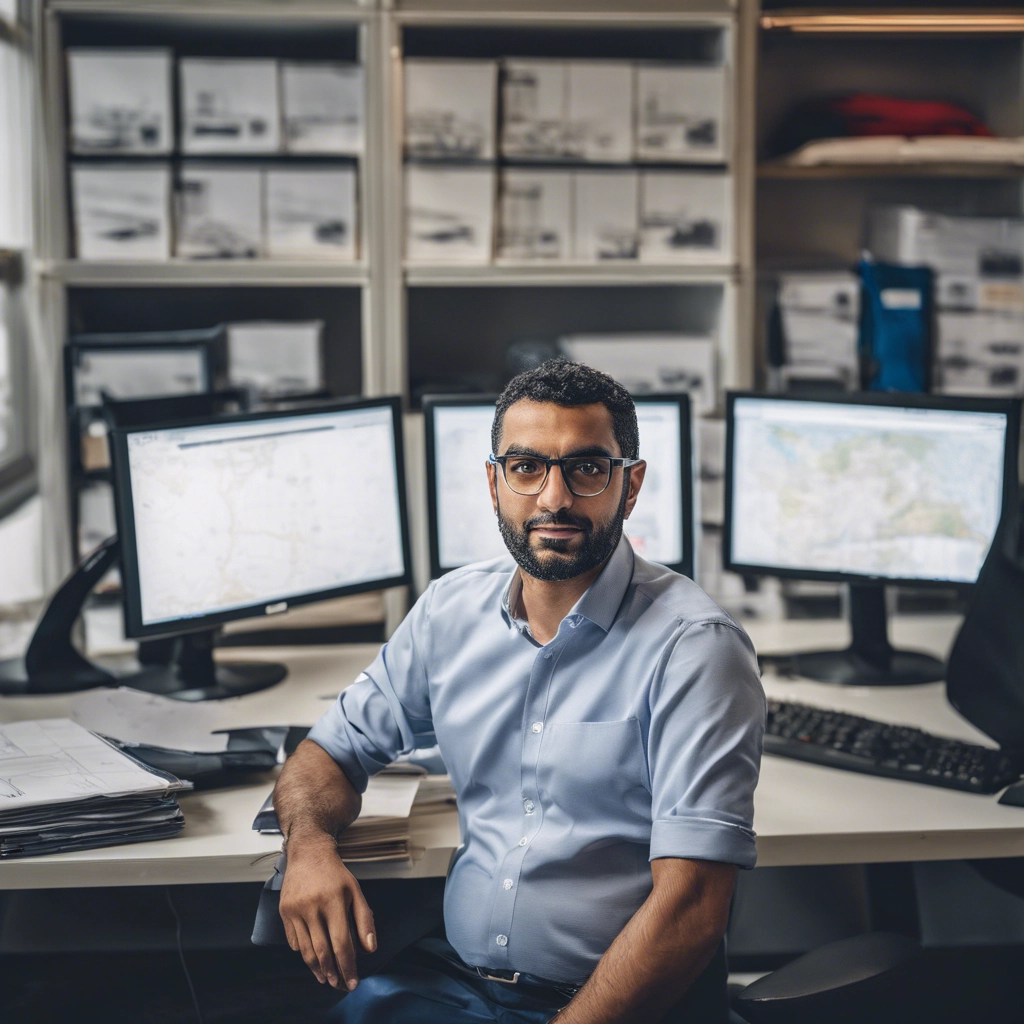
<box><xmin>0</xmin><ymin>536</ymin><xmax>286</xmax><ymax>700</ymax></box>
<box><xmin>785</xmin><ymin>582</ymin><xmax>945</xmax><ymax>686</ymax></box>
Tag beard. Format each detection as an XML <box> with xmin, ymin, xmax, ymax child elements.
<box><xmin>497</xmin><ymin>482</ymin><xmax>629</xmax><ymax>582</ymax></box>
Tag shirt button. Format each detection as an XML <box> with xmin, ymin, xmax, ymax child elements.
<box><xmin>531</xmin><ymin>722</ymin><xmax>543</xmax><ymax>734</ymax></box>
<box><xmin>496</xmin><ymin>934</ymin><xmax>508</xmax><ymax>947</ymax></box>
<box><xmin>524</xmin><ymin>799</ymin><xmax>535</xmax><ymax>814</ymax></box>
<box><xmin>543</xmin><ymin>652</ymin><xmax>552</xmax><ymax>660</ymax></box>
<box><xmin>518</xmin><ymin>836</ymin><xmax>528</xmax><ymax>847</ymax></box>
<box><xmin>503</xmin><ymin>878</ymin><xmax>513</xmax><ymax>890</ymax></box>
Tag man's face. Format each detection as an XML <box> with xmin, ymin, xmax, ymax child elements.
<box><xmin>487</xmin><ymin>400</ymin><xmax>646</xmax><ymax>582</ymax></box>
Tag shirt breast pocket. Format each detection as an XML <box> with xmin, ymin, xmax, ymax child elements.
<box><xmin>539</xmin><ymin>718</ymin><xmax>651</xmax><ymax>825</ymax></box>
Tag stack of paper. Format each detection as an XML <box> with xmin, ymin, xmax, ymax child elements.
<box><xmin>0</xmin><ymin>719</ymin><xmax>188</xmax><ymax>860</ymax></box>
<box><xmin>253</xmin><ymin>765</ymin><xmax>457</xmax><ymax>864</ymax></box>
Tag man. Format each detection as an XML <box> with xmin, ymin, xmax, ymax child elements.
<box><xmin>275</xmin><ymin>359</ymin><xmax>765</xmax><ymax>1023</ymax></box>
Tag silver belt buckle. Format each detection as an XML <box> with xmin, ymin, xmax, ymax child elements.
<box><xmin>476</xmin><ymin>967</ymin><xmax>520</xmax><ymax>985</ymax></box>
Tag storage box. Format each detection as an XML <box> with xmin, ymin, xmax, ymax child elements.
<box><xmin>265</xmin><ymin>167</ymin><xmax>357</xmax><ymax>260</ymax></box>
<box><xmin>560</xmin><ymin>333</ymin><xmax>716</xmax><ymax>414</ymax></box>
<box><xmin>176</xmin><ymin>166</ymin><xmax>263</xmax><ymax>259</ymax></box>
<box><xmin>68</xmin><ymin>49</ymin><xmax>173</xmax><ymax>155</ymax></box>
<box><xmin>564</xmin><ymin>62</ymin><xmax>633</xmax><ymax>163</ymax></box>
<box><xmin>936</xmin><ymin>310</ymin><xmax>1024</xmax><ymax>395</ymax></box>
<box><xmin>635</xmin><ymin>65</ymin><xmax>727</xmax><ymax>163</ymax></box>
<box><xmin>777</xmin><ymin>271</ymin><xmax>860</xmax><ymax>318</ymax></box>
<box><xmin>282</xmin><ymin>63</ymin><xmax>364</xmax><ymax>155</ymax></box>
<box><xmin>500</xmin><ymin>60</ymin><xmax>568</xmax><ymax>160</ymax></box>
<box><xmin>72</xmin><ymin>164</ymin><xmax>171</xmax><ymax>261</ymax></box>
<box><xmin>497</xmin><ymin>170</ymin><xmax>572</xmax><ymax>261</ymax></box>
<box><xmin>868</xmin><ymin>206</ymin><xmax>1024</xmax><ymax>280</ymax></box>
<box><xmin>180</xmin><ymin>59</ymin><xmax>280</xmax><ymax>154</ymax></box>
<box><xmin>639</xmin><ymin>172</ymin><xmax>731</xmax><ymax>262</ymax></box>
<box><xmin>405</xmin><ymin>165</ymin><xmax>495</xmax><ymax>264</ymax></box>
<box><xmin>227</xmin><ymin>321</ymin><xmax>324</xmax><ymax>398</ymax></box>
<box><xmin>404</xmin><ymin>59</ymin><xmax>497</xmax><ymax>160</ymax></box>
<box><xmin>572</xmin><ymin>171</ymin><xmax>639</xmax><ymax>261</ymax></box>
<box><xmin>936</xmin><ymin>274</ymin><xmax>1024</xmax><ymax>313</ymax></box>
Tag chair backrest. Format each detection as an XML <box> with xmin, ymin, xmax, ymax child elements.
<box><xmin>946</xmin><ymin>486</ymin><xmax>1024</xmax><ymax>753</ymax></box>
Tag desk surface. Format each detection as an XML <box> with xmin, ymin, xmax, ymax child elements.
<box><xmin>2</xmin><ymin>614</ymin><xmax>1024</xmax><ymax>890</ymax></box>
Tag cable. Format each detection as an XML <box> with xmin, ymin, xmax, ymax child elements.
<box><xmin>166</xmin><ymin>886</ymin><xmax>206</xmax><ymax>1024</ymax></box>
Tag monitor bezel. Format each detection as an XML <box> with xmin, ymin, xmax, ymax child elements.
<box><xmin>110</xmin><ymin>395</ymin><xmax>413</xmax><ymax>640</ymax></box>
<box><xmin>422</xmin><ymin>392</ymin><xmax>695</xmax><ymax>581</ymax></box>
<box><xmin>723</xmin><ymin>389</ymin><xmax>1022</xmax><ymax>588</ymax></box>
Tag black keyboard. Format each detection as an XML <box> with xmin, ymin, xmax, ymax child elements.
<box><xmin>764</xmin><ymin>699</ymin><xmax>1024</xmax><ymax>794</ymax></box>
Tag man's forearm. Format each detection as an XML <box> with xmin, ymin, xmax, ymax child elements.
<box><xmin>553</xmin><ymin>858</ymin><xmax>736</xmax><ymax>1024</ymax></box>
<box><xmin>274</xmin><ymin>738</ymin><xmax>362</xmax><ymax>850</ymax></box>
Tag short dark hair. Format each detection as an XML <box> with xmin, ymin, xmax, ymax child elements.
<box><xmin>491</xmin><ymin>358</ymin><xmax>639</xmax><ymax>459</ymax></box>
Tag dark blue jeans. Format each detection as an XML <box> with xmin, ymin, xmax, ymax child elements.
<box><xmin>326</xmin><ymin>935</ymin><xmax>728</xmax><ymax>1024</ymax></box>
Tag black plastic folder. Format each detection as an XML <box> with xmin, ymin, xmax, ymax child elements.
<box><xmin>0</xmin><ymin>718</ymin><xmax>189</xmax><ymax>859</ymax></box>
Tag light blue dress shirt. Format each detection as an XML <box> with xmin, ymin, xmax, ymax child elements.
<box><xmin>309</xmin><ymin>536</ymin><xmax>765</xmax><ymax>984</ymax></box>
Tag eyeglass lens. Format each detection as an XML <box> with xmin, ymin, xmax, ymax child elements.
<box><xmin>503</xmin><ymin>456</ymin><xmax>613</xmax><ymax>497</ymax></box>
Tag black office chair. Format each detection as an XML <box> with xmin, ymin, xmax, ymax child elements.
<box><xmin>732</xmin><ymin>858</ymin><xmax>1024</xmax><ymax>1024</ymax></box>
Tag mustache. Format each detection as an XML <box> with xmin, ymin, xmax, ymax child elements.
<box><xmin>524</xmin><ymin>510</ymin><xmax>592</xmax><ymax>532</ymax></box>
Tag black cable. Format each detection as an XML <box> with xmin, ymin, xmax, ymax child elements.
<box><xmin>166</xmin><ymin>886</ymin><xmax>206</xmax><ymax>1024</ymax></box>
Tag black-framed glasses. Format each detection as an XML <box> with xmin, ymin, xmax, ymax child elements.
<box><xmin>488</xmin><ymin>453</ymin><xmax>642</xmax><ymax>497</ymax></box>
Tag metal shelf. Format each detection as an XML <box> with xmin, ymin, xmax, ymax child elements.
<box><xmin>38</xmin><ymin>259</ymin><xmax>370</xmax><ymax>287</ymax></box>
<box><xmin>404</xmin><ymin>262</ymin><xmax>738</xmax><ymax>287</ymax></box>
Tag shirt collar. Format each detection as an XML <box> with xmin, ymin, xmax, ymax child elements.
<box><xmin>500</xmin><ymin>534</ymin><xmax>636</xmax><ymax>635</ymax></box>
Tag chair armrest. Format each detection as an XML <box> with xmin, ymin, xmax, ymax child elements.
<box><xmin>733</xmin><ymin>932</ymin><xmax>922</xmax><ymax>1024</ymax></box>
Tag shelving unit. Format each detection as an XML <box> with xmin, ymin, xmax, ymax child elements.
<box><xmin>30</xmin><ymin>0</ymin><xmax>758</xmax><ymax>609</ymax></box>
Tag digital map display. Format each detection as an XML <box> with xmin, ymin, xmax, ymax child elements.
<box><xmin>729</xmin><ymin>398</ymin><xmax>1008</xmax><ymax>583</ymax></box>
<box><xmin>127</xmin><ymin>406</ymin><xmax>406</xmax><ymax>625</ymax></box>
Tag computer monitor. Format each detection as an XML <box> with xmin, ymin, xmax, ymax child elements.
<box><xmin>423</xmin><ymin>394</ymin><xmax>695</xmax><ymax>580</ymax></box>
<box><xmin>107</xmin><ymin>396</ymin><xmax>411</xmax><ymax>699</ymax></box>
<box><xmin>724</xmin><ymin>391</ymin><xmax>1021</xmax><ymax>685</ymax></box>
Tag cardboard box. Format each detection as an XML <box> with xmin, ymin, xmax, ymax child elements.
<box><xmin>560</xmin><ymin>333</ymin><xmax>716</xmax><ymax>414</ymax></box>
<box><xmin>68</xmin><ymin>49</ymin><xmax>173</xmax><ymax>155</ymax></box>
<box><xmin>404</xmin><ymin>59</ymin><xmax>497</xmax><ymax>160</ymax></box>
<box><xmin>564</xmin><ymin>62</ymin><xmax>633</xmax><ymax>163</ymax></box>
<box><xmin>180</xmin><ymin>59</ymin><xmax>281</xmax><ymax>154</ymax></box>
<box><xmin>936</xmin><ymin>274</ymin><xmax>1024</xmax><ymax>313</ymax></box>
<box><xmin>72</xmin><ymin>164</ymin><xmax>171</xmax><ymax>261</ymax></box>
<box><xmin>635</xmin><ymin>64</ymin><xmax>727</xmax><ymax>163</ymax></box>
<box><xmin>572</xmin><ymin>171</ymin><xmax>639</xmax><ymax>261</ymax></box>
<box><xmin>501</xmin><ymin>60</ymin><xmax>568</xmax><ymax>160</ymax></box>
<box><xmin>777</xmin><ymin>271</ymin><xmax>859</xmax><ymax>318</ymax></box>
<box><xmin>282</xmin><ymin>63</ymin><xmax>364</xmax><ymax>155</ymax></box>
<box><xmin>176</xmin><ymin>166</ymin><xmax>263</xmax><ymax>259</ymax></box>
<box><xmin>936</xmin><ymin>310</ymin><xmax>1024</xmax><ymax>395</ymax></box>
<box><xmin>497</xmin><ymin>170</ymin><xmax>572</xmax><ymax>260</ymax></box>
<box><xmin>779</xmin><ymin>309</ymin><xmax>859</xmax><ymax>373</ymax></box>
<box><xmin>868</xmin><ymin>206</ymin><xmax>1024</xmax><ymax>280</ymax></box>
<box><xmin>265</xmin><ymin>167</ymin><xmax>357</xmax><ymax>260</ymax></box>
<box><xmin>405</xmin><ymin>165</ymin><xmax>495</xmax><ymax>264</ymax></box>
<box><xmin>639</xmin><ymin>172</ymin><xmax>731</xmax><ymax>263</ymax></box>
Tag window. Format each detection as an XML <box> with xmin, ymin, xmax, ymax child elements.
<box><xmin>0</xmin><ymin>5</ymin><xmax>34</xmax><ymax>518</ymax></box>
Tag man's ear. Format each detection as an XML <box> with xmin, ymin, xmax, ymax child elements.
<box><xmin>487</xmin><ymin>460</ymin><xmax>499</xmax><ymax>516</ymax></box>
<box><xmin>623</xmin><ymin>461</ymin><xmax>647</xmax><ymax>520</ymax></box>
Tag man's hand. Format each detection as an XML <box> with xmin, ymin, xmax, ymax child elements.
<box><xmin>279</xmin><ymin>834</ymin><xmax>377</xmax><ymax>991</ymax></box>
<box><xmin>272</xmin><ymin>739</ymin><xmax>372</xmax><ymax>990</ymax></box>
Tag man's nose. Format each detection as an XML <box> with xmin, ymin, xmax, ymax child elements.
<box><xmin>536</xmin><ymin>463</ymin><xmax>574</xmax><ymax>513</ymax></box>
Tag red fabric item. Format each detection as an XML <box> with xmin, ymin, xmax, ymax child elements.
<box><xmin>829</xmin><ymin>94</ymin><xmax>993</xmax><ymax>138</ymax></box>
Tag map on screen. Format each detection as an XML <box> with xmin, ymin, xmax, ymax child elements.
<box><xmin>431</xmin><ymin>401</ymin><xmax>687</xmax><ymax>572</ymax></box>
<box><xmin>729</xmin><ymin>398</ymin><xmax>1008</xmax><ymax>583</ymax></box>
<box><xmin>126</xmin><ymin>406</ymin><xmax>406</xmax><ymax>625</ymax></box>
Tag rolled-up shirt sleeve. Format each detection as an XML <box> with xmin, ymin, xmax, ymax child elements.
<box><xmin>307</xmin><ymin>583</ymin><xmax>437</xmax><ymax>793</ymax></box>
<box><xmin>648</xmin><ymin>619</ymin><xmax>765</xmax><ymax>869</ymax></box>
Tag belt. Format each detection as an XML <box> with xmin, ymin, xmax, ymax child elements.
<box><xmin>426</xmin><ymin>943</ymin><xmax>580</xmax><ymax>1001</ymax></box>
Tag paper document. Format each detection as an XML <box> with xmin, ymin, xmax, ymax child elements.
<box><xmin>71</xmin><ymin>687</ymin><xmax>233</xmax><ymax>753</ymax></box>
<box><xmin>0</xmin><ymin>719</ymin><xmax>176</xmax><ymax>810</ymax></box>
<box><xmin>360</xmin><ymin>773</ymin><xmax>423</xmax><ymax>819</ymax></box>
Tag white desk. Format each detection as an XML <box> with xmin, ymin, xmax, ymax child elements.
<box><xmin>2</xmin><ymin>616</ymin><xmax>1024</xmax><ymax>890</ymax></box>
